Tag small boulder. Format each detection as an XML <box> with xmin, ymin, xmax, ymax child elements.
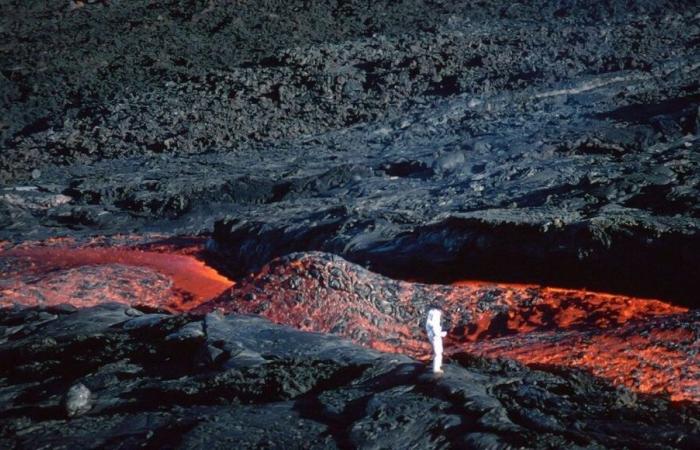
<box><xmin>63</xmin><ymin>383</ymin><xmax>92</xmax><ymax>418</ymax></box>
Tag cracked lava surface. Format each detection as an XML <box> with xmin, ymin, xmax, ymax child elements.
<box><xmin>1</xmin><ymin>242</ymin><xmax>697</xmax><ymax>402</ymax></box>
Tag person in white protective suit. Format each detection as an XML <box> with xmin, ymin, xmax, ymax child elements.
<box><xmin>425</xmin><ymin>308</ymin><xmax>447</xmax><ymax>373</ymax></box>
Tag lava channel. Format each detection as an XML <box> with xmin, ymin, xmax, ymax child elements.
<box><xmin>199</xmin><ymin>252</ymin><xmax>698</xmax><ymax>402</ymax></box>
<box><xmin>0</xmin><ymin>241</ymin><xmax>233</xmax><ymax>312</ymax></box>
<box><xmin>1</xmin><ymin>243</ymin><xmax>697</xmax><ymax>402</ymax></box>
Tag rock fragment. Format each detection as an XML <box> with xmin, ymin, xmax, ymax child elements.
<box><xmin>165</xmin><ymin>321</ymin><xmax>205</xmax><ymax>342</ymax></box>
<box><xmin>63</xmin><ymin>383</ymin><xmax>92</xmax><ymax>418</ymax></box>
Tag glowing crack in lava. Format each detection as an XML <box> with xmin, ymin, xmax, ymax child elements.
<box><xmin>200</xmin><ymin>252</ymin><xmax>698</xmax><ymax>402</ymax></box>
<box><xmin>0</xmin><ymin>243</ymin><xmax>233</xmax><ymax>312</ymax></box>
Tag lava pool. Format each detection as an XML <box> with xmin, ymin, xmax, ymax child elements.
<box><xmin>0</xmin><ymin>237</ymin><xmax>234</xmax><ymax>313</ymax></box>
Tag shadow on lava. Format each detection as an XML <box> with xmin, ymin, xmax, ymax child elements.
<box><xmin>211</xmin><ymin>215</ymin><xmax>700</xmax><ymax>308</ymax></box>
<box><xmin>450</xmin><ymin>352</ymin><xmax>700</xmax><ymax>411</ymax></box>
<box><xmin>132</xmin><ymin>235</ymin><xmax>240</xmax><ymax>282</ymax></box>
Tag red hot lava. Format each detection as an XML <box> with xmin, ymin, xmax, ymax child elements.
<box><xmin>0</xmin><ymin>241</ymin><xmax>233</xmax><ymax>312</ymax></box>
<box><xmin>201</xmin><ymin>252</ymin><xmax>697</xmax><ymax>402</ymax></box>
<box><xmin>1</xmin><ymin>244</ymin><xmax>697</xmax><ymax>402</ymax></box>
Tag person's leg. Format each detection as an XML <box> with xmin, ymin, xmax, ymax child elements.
<box><xmin>433</xmin><ymin>352</ymin><xmax>442</xmax><ymax>373</ymax></box>
<box><xmin>432</xmin><ymin>338</ymin><xmax>443</xmax><ymax>373</ymax></box>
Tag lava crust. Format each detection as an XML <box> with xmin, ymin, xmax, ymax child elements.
<box><xmin>1</xmin><ymin>304</ymin><xmax>699</xmax><ymax>449</ymax></box>
<box><xmin>1</xmin><ymin>0</ymin><xmax>700</xmax><ymax>448</ymax></box>
<box><xmin>200</xmin><ymin>252</ymin><xmax>698</xmax><ymax>402</ymax></box>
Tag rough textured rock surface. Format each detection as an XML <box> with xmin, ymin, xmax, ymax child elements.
<box><xmin>5</xmin><ymin>1</ymin><xmax>696</xmax><ymax>180</ymax></box>
<box><xmin>1</xmin><ymin>305</ymin><xmax>698</xmax><ymax>449</ymax></box>
<box><xmin>1</xmin><ymin>0</ymin><xmax>700</xmax><ymax>447</ymax></box>
<box><xmin>199</xmin><ymin>251</ymin><xmax>698</xmax><ymax>402</ymax></box>
<box><xmin>2</xmin><ymin>0</ymin><xmax>699</xmax><ymax>304</ymax></box>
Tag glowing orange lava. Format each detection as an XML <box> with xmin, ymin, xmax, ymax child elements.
<box><xmin>1</xmin><ymin>247</ymin><xmax>697</xmax><ymax>402</ymax></box>
<box><xmin>444</xmin><ymin>282</ymin><xmax>697</xmax><ymax>401</ymax></box>
<box><xmin>0</xmin><ymin>244</ymin><xmax>234</xmax><ymax>312</ymax></box>
<box><xmin>200</xmin><ymin>253</ymin><xmax>698</xmax><ymax>402</ymax></box>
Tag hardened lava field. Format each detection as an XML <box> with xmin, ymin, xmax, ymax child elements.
<box><xmin>2</xmin><ymin>0</ymin><xmax>700</xmax><ymax>448</ymax></box>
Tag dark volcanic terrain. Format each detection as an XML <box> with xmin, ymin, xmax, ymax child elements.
<box><xmin>1</xmin><ymin>0</ymin><xmax>699</xmax><ymax>448</ymax></box>
<box><xmin>1</xmin><ymin>303</ymin><xmax>699</xmax><ymax>449</ymax></box>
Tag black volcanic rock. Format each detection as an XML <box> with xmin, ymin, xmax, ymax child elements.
<box><xmin>1</xmin><ymin>305</ymin><xmax>698</xmax><ymax>449</ymax></box>
<box><xmin>3</xmin><ymin>0</ymin><xmax>696</xmax><ymax>182</ymax></box>
<box><xmin>63</xmin><ymin>382</ymin><xmax>92</xmax><ymax>418</ymax></box>
<box><xmin>1</xmin><ymin>1</ymin><xmax>698</xmax><ymax>304</ymax></box>
<box><xmin>1</xmin><ymin>1</ymin><xmax>700</xmax><ymax>447</ymax></box>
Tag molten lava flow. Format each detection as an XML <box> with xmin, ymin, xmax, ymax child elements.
<box><xmin>442</xmin><ymin>282</ymin><xmax>698</xmax><ymax>401</ymax></box>
<box><xmin>458</xmin><ymin>313</ymin><xmax>699</xmax><ymax>402</ymax></box>
<box><xmin>0</xmin><ymin>243</ymin><xmax>233</xmax><ymax>312</ymax></box>
<box><xmin>199</xmin><ymin>252</ymin><xmax>698</xmax><ymax>402</ymax></box>
<box><xmin>2</xmin><ymin>244</ymin><xmax>697</xmax><ymax>402</ymax></box>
